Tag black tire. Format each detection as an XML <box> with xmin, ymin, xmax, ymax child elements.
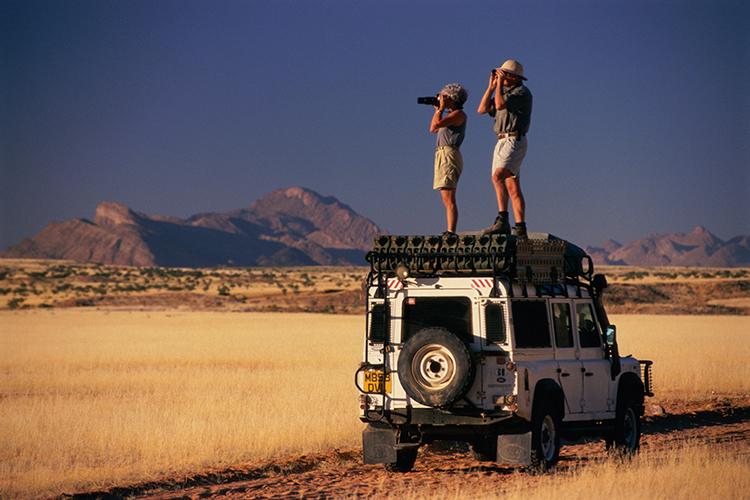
<box><xmin>383</xmin><ymin>446</ymin><xmax>418</xmax><ymax>473</ymax></box>
<box><xmin>397</xmin><ymin>327</ymin><xmax>476</xmax><ymax>407</ymax></box>
<box><xmin>469</xmin><ymin>437</ymin><xmax>497</xmax><ymax>462</ymax></box>
<box><xmin>529</xmin><ymin>399</ymin><xmax>561</xmax><ymax>472</ymax></box>
<box><xmin>607</xmin><ymin>390</ymin><xmax>641</xmax><ymax>455</ymax></box>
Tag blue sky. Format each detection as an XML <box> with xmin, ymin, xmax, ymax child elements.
<box><xmin>2</xmin><ymin>0</ymin><xmax>748</xmax><ymax>252</ymax></box>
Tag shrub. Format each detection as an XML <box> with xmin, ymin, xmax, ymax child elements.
<box><xmin>7</xmin><ymin>297</ymin><xmax>25</xmax><ymax>309</ymax></box>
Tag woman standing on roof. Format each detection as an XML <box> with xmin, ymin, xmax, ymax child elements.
<box><xmin>430</xmin><ymin>83</ymin><xmax>468</xmax><ymax>236</ymax></box>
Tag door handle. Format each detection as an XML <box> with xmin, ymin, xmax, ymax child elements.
<box><xmin>584</xmin><ymin>372</ymin><xmax>594</xmax><ymax>377</ymax></box>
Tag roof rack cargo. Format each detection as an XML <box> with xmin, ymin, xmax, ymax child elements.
<box><xmin>365</xmin><ymin>232</ymin><xmax>593</xmax><ymax>285</ymax></box>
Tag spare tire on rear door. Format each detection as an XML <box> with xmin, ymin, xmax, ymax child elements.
<box><xmin>397</xmin><ymin>327</ymin><xmax>476</xmax><ymax>407</ymax></box>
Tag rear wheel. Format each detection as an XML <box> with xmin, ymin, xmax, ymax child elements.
<box><xmin>529</xmin><ymin>400</ymin><xmax>561</xmax><ymax>472</ymax></box>
<box><xmin>469</xmin><ymin>436</ymin><xmax>497</xmax><ymax>462</ymax></box>
<box><xmin>383</xmin><ymin>446</ymin><xmax>418</xmax><ymax>473</ymax></box>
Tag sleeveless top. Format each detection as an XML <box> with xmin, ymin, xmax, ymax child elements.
<box><xmin>436</xmin><ymin>111</ymin><xmax>466</xmax><ymax>148</ymax></box>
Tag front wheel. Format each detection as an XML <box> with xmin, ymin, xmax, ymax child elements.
<box><xmin>529</xmin><ymin>400</ymin><xmax>561</xmax><ymax>472</ymax></box>
<box><xmin>606</xmin><ymin>392</ymin><xmax>641</xmax><ymax>455</ymax></box>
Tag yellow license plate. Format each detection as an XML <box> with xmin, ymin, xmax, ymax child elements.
<box><xmin>362</xmin><ymin>371</ymin><xmax>391</xmax><ymax>393</ymax></box>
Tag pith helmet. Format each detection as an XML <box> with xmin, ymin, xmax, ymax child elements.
<box><xmin>499</xmin><ymin>60</ymin><xmax>527</xmax><ymax>80</ymax></box>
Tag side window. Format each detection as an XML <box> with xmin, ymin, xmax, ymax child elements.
<box><xmin>485</xmin><ymin>301</ymin><xmax>506</xmax><ymax>345</ymax></box>
<box><xmin>552</xmin><ymin>303</ymin><xmax>573</xmax><ymax>348</ymax></box>
<box><xmin>511</xmin><ymin>300</ymin><xmax>551</xmax><ymax>348</ymax></box>
<box><xmin>403</xmin><ymin>297</ymin><xmax>473</xmax><ymax>344</ymax></box>
<box><xmin>576</xmin><ymin>303</ymin><xmax>601</xmax><ymax>348</ymax></box>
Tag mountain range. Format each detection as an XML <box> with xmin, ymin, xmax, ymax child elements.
<box><xmin>0</xmin><ymin>187</ymin><xmax>384</xmax><ymax>268</ymax></box>
<box><xmin>2</xmin><ymin>187</ymin><xmax>749</xmax><ymax>268</ymax></box>
<box><xmin>585</xmin><ymin>226</ymin><xmax>750</xmax><ymax>268</ymax></box>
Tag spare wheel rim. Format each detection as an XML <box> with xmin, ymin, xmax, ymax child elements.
<box><xmin>412</xmin><ymin>343</ymin><xmax>457</xmax><ymax>390</ymax></box>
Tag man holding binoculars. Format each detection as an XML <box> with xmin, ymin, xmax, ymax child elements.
<box><xmin>477</xmin><ymin>60</ymin><xmax>532</xmax><ymax>239</ymax></box>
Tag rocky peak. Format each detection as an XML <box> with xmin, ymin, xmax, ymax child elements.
<box><xmin>94</xmin><ymin>201</ymin><xmax>140</xmax><ymax>227</ymax></box>
<box><xmin>247</xmin><ymin>187</ymin><xmax>343</xmax><ymax>214</ymax></box>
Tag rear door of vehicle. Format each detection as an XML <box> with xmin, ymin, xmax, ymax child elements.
<box><xmin>509</xmin><ymin>299</ymin><xmax>558</xmax><ymax>405</ymax></box>
<box><xmin>399</xmin><ymin>290</ymin><xmax>482</xmax><ymax>407</ymax></box>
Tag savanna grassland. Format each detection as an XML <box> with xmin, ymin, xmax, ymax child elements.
<box><xmin>0</xmin><ymin>259</ymin><xmax>367</xmax><ymax>313</ymax></box>
<box><xmin>1</xmin><ymin>310</ymin><xmax>364</xmax><ymax>499</ymax></box>
<box><xmin>1</xmin><ymin>259</ymin><xmax>749</xmax><ymax>500</ymax></box>
<box><xmin>2</xmin><ymin>259</ymin><xmax>749</xmax><ymax>315</ymax></box>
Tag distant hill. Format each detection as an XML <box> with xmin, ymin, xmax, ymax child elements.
<box><xmin>4</xmin><ymin>191</ymin><xmax>749</xmax><ymax>268</ymax></box>
<box><xmin>0</xmin><ymin>187</ymin><xmax>384</xmax><ymax>267</ymax></box>
<box><xmin>585</xmin><ymin>226</ymin><xmax>750</xmax><ymax>267</ymax></box>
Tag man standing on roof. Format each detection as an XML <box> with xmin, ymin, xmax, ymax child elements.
<box><xmin>478</xmin><ymin>60</ymin><xmax>532</xmax><ymax>239</ymax></box>
<box><xmin>430</xmin><ymin>83</ymin><xmax>468</xmax><ymax>236</ymax></box>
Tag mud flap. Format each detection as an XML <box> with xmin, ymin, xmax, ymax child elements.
<box><xmin>362</xmin><ymin>422</ymin><xmax>397</xmax><ymax>464</ymax></box>
<box><xmin>496</xmin><ymin>432</ymin><xmax>531</xmax><ymax>466</ymax></box>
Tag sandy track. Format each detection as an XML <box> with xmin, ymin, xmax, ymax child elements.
<box><xmin>57</xmin><ymin>398</ymin><xmax>750</xmax><ymax>500</ymax></box>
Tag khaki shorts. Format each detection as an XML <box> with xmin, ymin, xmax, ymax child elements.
<box><xmin>492</xmin><ymin>136</ymin><xmax>527</xmax><ymax>177</ymax></box>
<box><xmin>434</xmin><ymin>147</ymin><xmax>463</xmax><ymax>189</ymax></box>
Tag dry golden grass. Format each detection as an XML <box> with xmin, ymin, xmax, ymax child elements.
<box><xmin>1</xmin><ymin>310</ymin><xmax>748</xmax><ymax>499</ymax></box>
<box><xmin>0</xmin><ymin>310</ymin><xmax>364</xmax><ymax>499</ymax></box>
<box><xmin>506</xmin><ymin>442</ymin><xmax>750</xmax><ymax>500</ymax></box>
<box><xmin>610</xmin><ymin>314</ymin><xmax>750</xmax><ymax>399</ymax></box>
<box><xmin>375</xmin><ymin>441</ymin><xmax>750</xmax><ymax>500</ymax></box>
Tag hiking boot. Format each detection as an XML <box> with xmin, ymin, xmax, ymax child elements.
<box><xmin>481</xmin><ymin>213</ymin><xmax>511</xmax><ymax>235</ymax></box>
<box><xmin>513</xmin><ymin>222</ymin><xmax>528</xmax><ymax>240</ymax></box>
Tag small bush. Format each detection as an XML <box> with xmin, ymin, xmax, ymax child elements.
<box><xmin>7</xmin><ymin>297</ymin><xmax>25</xmax><ymax>309</ymax></box>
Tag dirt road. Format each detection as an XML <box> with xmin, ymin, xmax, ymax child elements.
<box><xmin>58</xmin><ymin>398</ymin><xmax>750</xmax><ymax>500</ymax></box>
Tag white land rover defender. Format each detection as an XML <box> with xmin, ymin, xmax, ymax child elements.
<box><xmin>356</xmin><ymin>233</ymin><xmax>653</xmax><ymax>472</ymax></box>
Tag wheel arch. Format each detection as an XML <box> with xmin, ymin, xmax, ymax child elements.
<box><xmin>616</xmin><ymin>372</ymin><xmax>645</xmax><ymax>415</ymax></box>
<box><xmin>532</xmin><ymin>379</ymin><xmax>565</xmax><ymax>419</ymax></box>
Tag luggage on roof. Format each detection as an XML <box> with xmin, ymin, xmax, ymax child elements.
<box><xmin>366</xmin><ymin>232</ymin><xmax>592</xmax><ymax>285</ymax></box>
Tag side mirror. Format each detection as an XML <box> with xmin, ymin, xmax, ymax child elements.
<box><xmin>605</xmin><ymin>325</ymin><xmax>617</xmax><ymax>345</ymax></box>
<box><xmin>606</xmin><ymin>325</ymin><xmax>621</xmax><ymax>379</ymax></box>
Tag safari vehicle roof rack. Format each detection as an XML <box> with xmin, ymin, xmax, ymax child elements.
<box><xmin>365</xmin><ymin>232</ymin><xmax>594</xmax><ymax>289</ymax></box>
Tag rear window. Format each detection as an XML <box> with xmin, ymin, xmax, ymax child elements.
<box><xmin>511</xmin><ymin>300</ymin><xmax>552</xmax><ymax>348</ymax></box>
<box><xmin>402</xmin><ymin>296</ymin><xmax>473</xmax><ymax>344</ymax></box>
